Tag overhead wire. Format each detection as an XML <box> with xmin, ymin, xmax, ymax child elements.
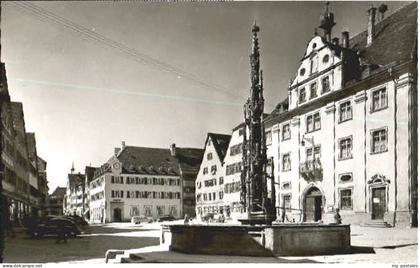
<box><xmin>11</xmin><ymin>1</ymin><xmax>255</xmax><ymax>103</ymax></box>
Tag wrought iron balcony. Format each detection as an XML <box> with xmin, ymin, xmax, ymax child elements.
<box><xmin>299</xmin><ymin>159</ymin><xmax>323</xmax><ymax>181</ymax></box>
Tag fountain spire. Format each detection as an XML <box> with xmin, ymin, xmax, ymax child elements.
<box><xmin>240</xmin><ymin>23</ymin><xmax>276</xmax><ymax>225</ymax></box>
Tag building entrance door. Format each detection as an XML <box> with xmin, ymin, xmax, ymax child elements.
<box><xmin>304</xmin><ymin>187</ymin><xmax>323</xmax><ymax>222</ymax></box>
<box><xmin>113</xmin><ymin>208</ymin><xmax>122</xmax><ymax>222</ymax></box>
<box><xmin>372</xmin><ymin>187</ymin><xmax>386</xmax><ymax>220</ymax></box>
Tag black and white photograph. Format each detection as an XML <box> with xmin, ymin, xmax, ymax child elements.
<box><xmin>0</xmin><ymin>0</ymin><xmax>417</xmax><ymax>265</ymax></box>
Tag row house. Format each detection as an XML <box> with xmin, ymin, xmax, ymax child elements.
<box><xmin>195</xmin><ymin>133</ymin><xmax>231</xmax><ymax>217</ymax></box>
<box><xmin>63</xmin><ymin>168</ymin><xmax>86</xmax><ymax>217</ymax></box>
<box><xmin>46</xmin><ymin>186</ymin><xmax>66</xmax><ymax>216</ymax></box>
<box><xmin>0</xmin><ymin>62</ymin><xmax>48</xmax><ymax>224</ymax></box>
<box><xmin>264</xmin><ymin>3</ymin><xmax>417</xmax><ymax>227</ymax></box>
<box><xmin>89</xmin><ymin>142</ymin><xmax>202</xmax><ymax>223</ymax></box>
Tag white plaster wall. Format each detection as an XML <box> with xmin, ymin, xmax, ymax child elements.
<box><xmin>195</xmin><ymin>136</ymin><xmax>225</xmax><ymax>215</ymax></box>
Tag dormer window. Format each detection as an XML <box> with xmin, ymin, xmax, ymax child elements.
<box><xmin>322</xmin><ymin>54</ymin><xmax>330</xmax><ymax>64</ymax></box>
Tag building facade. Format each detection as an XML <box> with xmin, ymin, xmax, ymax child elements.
<box><xmin>222</xmin><ymin>126</ymin><xmax>244</xmax><ymax>219</ymax></box>
<box><xmin>265</xmin><ymin>3</ymin><xmax>417</xmax><ymax>227</ymax></box>
<box><xmin>46</xmin><ymin>186</ymin><xmax>66</xmax><ymax>216</ymax></box>
<box><xmin>63</xmin><ymin>166</ymin><xmax>86</xmax><ymax>217</ymax></box>
<box><xmin>89</xmin><ymin>142</ymin><xmax>202</xmax><ymax>223</ymax></box>
<box><xmin>195</xmin><ymin>133</ymin><xmax>231</xmax><ymax>217</ymax></box>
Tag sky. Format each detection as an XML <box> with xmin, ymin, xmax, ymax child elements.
<box><xmin>1</xmin><ymin>1</ymin><xmax>409</xmax><ymax>193</ymax></box>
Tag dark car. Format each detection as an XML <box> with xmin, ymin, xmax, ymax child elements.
<box><xmin>157</xmin><ymin>215</ymin><xmax>176</xmax><ymax>222</ymax></box>
<box><xmin>27</xmin><ymin>218</ymin><xmax>82</xmax><ymax>238</ymax></box>
<box><xmin>64</xmin><ymin>215</ymin><xmax>88</xmax><ymax>227</ymax></box>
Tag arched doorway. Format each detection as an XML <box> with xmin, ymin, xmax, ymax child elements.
<box><xmin>113</xmin><ymin>208</ymin><xmax>122</xmax><ymax>222</ymax></box>
<box><xmin>303</xmin><ymin>187</ymin><xmax>323</xmax><ymax>222</ymax></box>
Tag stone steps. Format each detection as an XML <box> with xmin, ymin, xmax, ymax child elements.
<box><xmin>360</xmin><ymin>221</ymin><xmax>392</xmax><ymax>228</ymax></box>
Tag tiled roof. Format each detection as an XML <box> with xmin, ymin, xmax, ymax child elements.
<box><xmin>117</xmin><ymin>146</ymin><xmax>180</xmax><ymax>176</ymax></box>
<box><xmin>350</xmin><ymin>2</ymin><xmax>417</xmax><ymax>68</ymax></box>
<box><xmin>85</xmin><ymin>166</ymin><xmax>99</xmax><ymax>183</ymax></box>
<box><xmin>176</xmin><ymin>148</ymin><xmax>204</xmax><ymax>174</ymax></box>
<box><xmin>68</xmin><ymin>173</ymin><xmax>85</xmax><ymax>188</ymax></box>
<box><xmin>50</xmin><ymin>186</ymin><xmax>66</xmax><ymax>198</ymax></box>
<box><xmin>207</xmin><ymin>133</ymin><xmax>231</xmax><ymax>162</ymax></box>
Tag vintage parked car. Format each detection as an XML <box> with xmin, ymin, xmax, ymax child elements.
<box><xmin>157</xmin><ymin>215</ymin><xmax>176</xmax><ymax>222</ymax></box>
<box><xmin>26</xmin><ymin>218</ymin><xmax>82</xmax><ymax>238</ymax></box>
<box><xmin>131</xmin><ymin>215</ymin><xmax>153</xmax><ymax>224</ymax></box>
<box><xmin>63</xmin><ymin>215</ymin><xmax>89</xmax><ymax>227</ymax></box>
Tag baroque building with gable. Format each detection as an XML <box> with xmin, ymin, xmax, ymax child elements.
<box><xmin>265</xmin><ymin>3</ymin><xmax>417</xmax><ymax>227</ymax></box>
<box><xmin>89</xmin><ymin>142</ymin><xmax>203</xmax><ymax>223</ymax></box>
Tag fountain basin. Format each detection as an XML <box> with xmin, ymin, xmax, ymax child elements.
<box><xmin>162</xmin><ymin>223</ymin><xmax>351</xmax><ymax>257</ymax></box>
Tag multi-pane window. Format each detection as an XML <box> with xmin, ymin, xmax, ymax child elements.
<box><xmin>339</xmin><ymin>101</ymin><xmax>352</xmax><ymax>122</ymax></box>
<box><xmin>144</xmin><ymin>206</ymin><xmax>152</xmax><ymax>217</ymax></box>
<box><xmin>321</xmin><ymin>76</ymin><xmax>330</xmax><ymax>93</ymax></box>
<box><xmin>230</xmin><ymin>144</ymin><xmax>242</xmax><ymax>156</ymax></box>
<box><xmin>111</xmin><ymin>190</ymin><xmax>124</xmax><ymax>198</ymax></box>
<box><xmin>372</xmin><ymin>87</ymin><xmax>387</xmax><ymax>111</ymax></box>
<box><xmin>207</xmin><ymin>153</ymin><xmax>213</xmax><ymax>160</ymax></box>
<box><xmin>299</xmin><ymin>88</ymin><xmax>306</xmax><ymax>103</ymax></box>
<box><xmin>340</xmin><ymin>189</ymin><xmax>353</xmax><ymax>210</ymax></box>
<box><xmin>111</xmin><ymin>176</ymin><xmax>124</xmax><ymax>184</ymax></box>
<box><xmin>306</xmin><ymin>146</ymin><xmax>321</xmax><ymax>161</ymax></box>
<box><xmin>282</xmin><ymin>153</ymin><xmax>291</xmax><ymax>171</ymax></box>
<box><xmin>213</xmin><ymin>192</ymin><xmax>216</xmax><ymax>200</ymax></box>
<box><xmin>282</xmin><ymin>124</ymin><xmax>291</xmax><ymax>141</ymax></box>
<box><xmin>130</xmin><ymin>206</ymin><xmax>139</xmax><ymax>216</ymax></box>
<box><xmin>306</xmin><ymin>112</ymin><xmax>321</xmax><ymax>132</ymax></box>
<box><xmin>156</xmin><ymin>206</ymin><xmax>165</xmax><ymax>216</ymax></box>
<box><xmin>203</xmin><ymin>167</ymin><xmax>208</xmax><ymax>175</ymax></box>
<box><xmin>219</xmin><ymin>177</ymin><xmax>224</xmax><ymax>185</ymax></box>
<box><xmin>339</xmin><ymin>137</ymin><xmax>352</xmax><ymax>160</ymax></box>
<box><xmin>282</xmin><ymin>194</ymin><xmax>292</xmax><ymax>211</ymax></box>
<box><xmin>372</xmin><ymin>128</ymin><xmax>387</xmax><ymax>153</ymax></box>
<box><xmin>219</xmin><ymin>191</ymin><xmax>223</xmax><ymax>200</ymax></box>
<box><xmin>310</xmin><ymin>82</ymin><xmax>317</xmax><ymax>99</ymax></box>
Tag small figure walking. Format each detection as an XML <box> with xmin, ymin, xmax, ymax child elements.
<box><xmin>334</xmin><ymin>208</ymin><xmax>342</xmax><ymax>224</ymax></box>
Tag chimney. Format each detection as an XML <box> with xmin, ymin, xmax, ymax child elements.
<box><xmin>332</xmin><ymin>37</ymin><xmax>339</xmax><ymax>46</ymax></box>
<box><xmin>121</xmin><ymin>141</ymin><xmax>126</xmax><ymax>150</ymax></box>
<box><xmin>170</xmin><ymin>143</ymin><xmax>177</xmax><ymax>156</ymax></box>
<box><xmin>114</xmin><ymin>147</ymin><xmax>121</xmax><ymax>156</ymax></box>
<box><xmin>342</xmin><ymin>31</ymin><xmax>349</xmax><ymax>48</ymax></box>
<box><xmin>367</xmin><ymin>6</ymin><xmax>377</xmax><ymax>46</ymax></box>
<box><xmin>378</xmin><ymin>3</ymin><xmax>388</xmax><ymax>21</ymax></box>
